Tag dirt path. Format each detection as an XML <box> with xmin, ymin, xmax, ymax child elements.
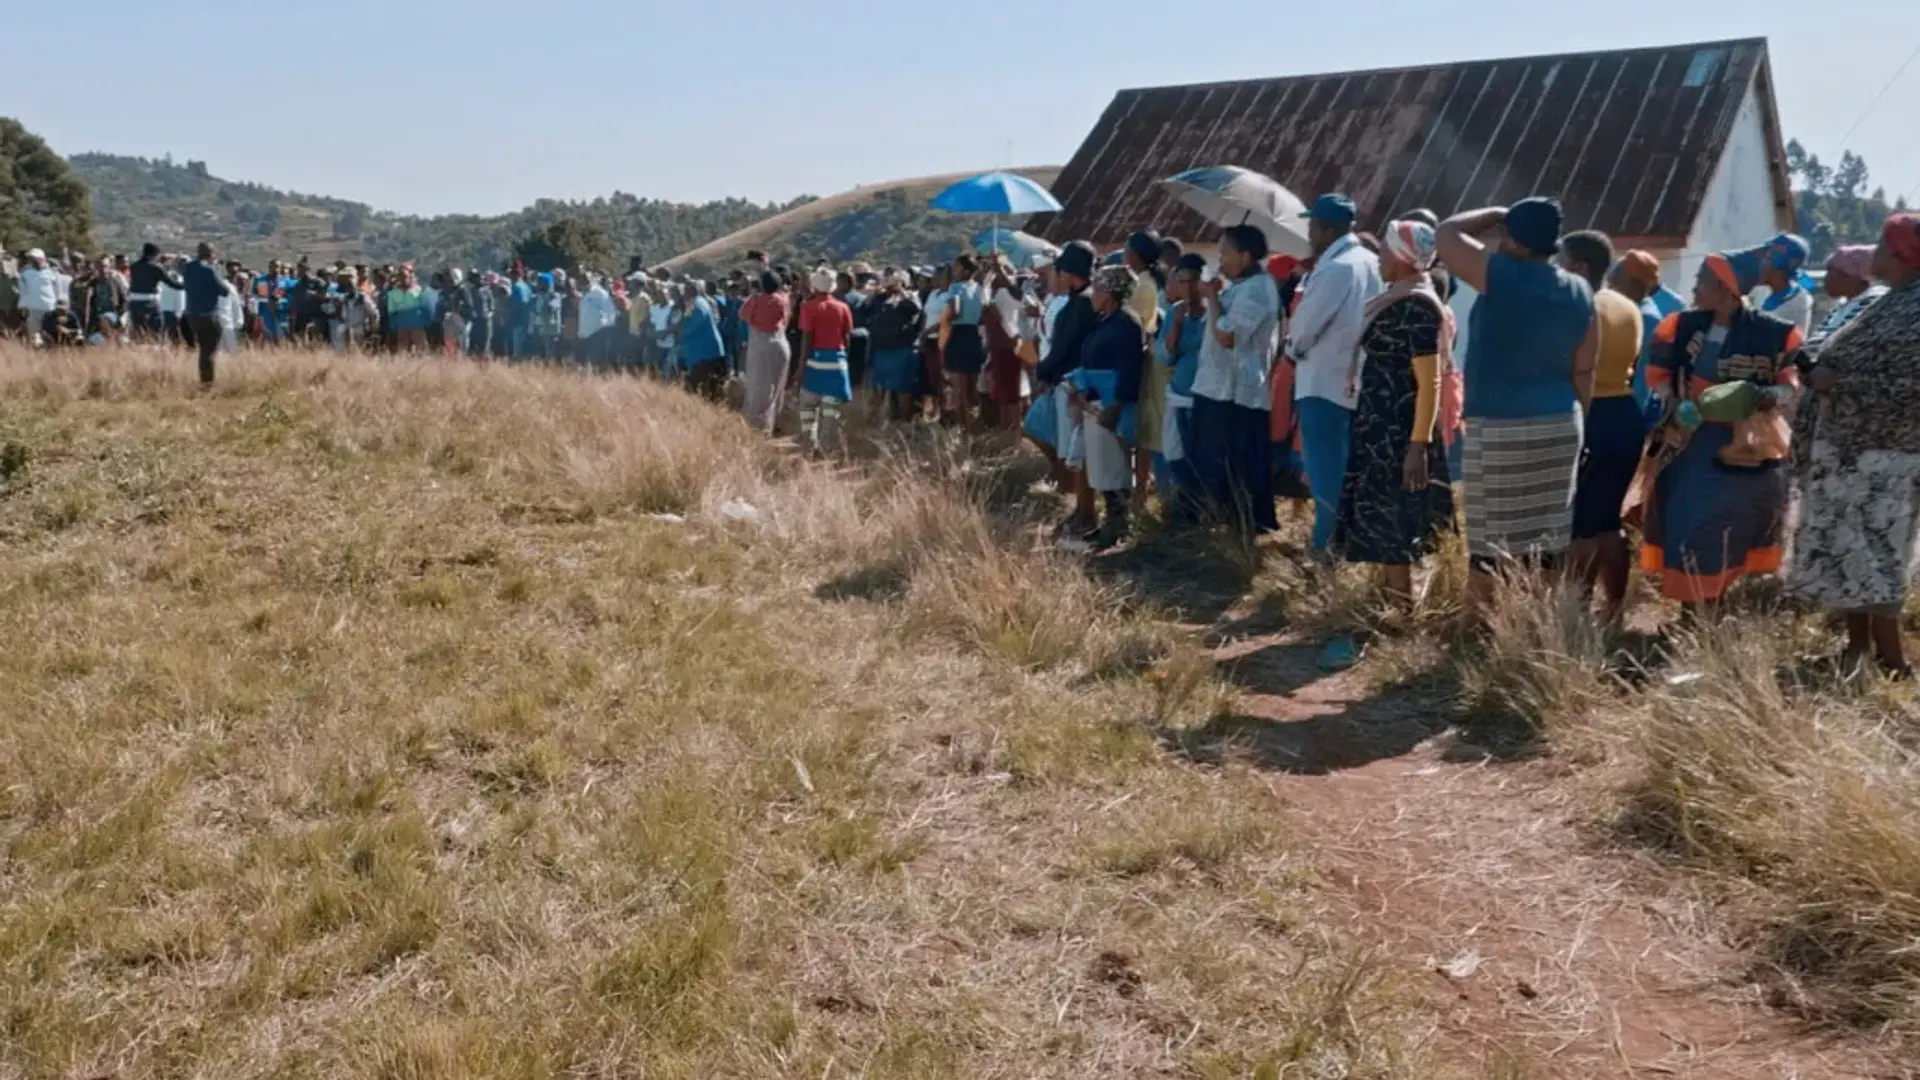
<box><xmin>1199</xmin><ymin>630</ymin><xmax>1903</xmax><ymax>1080</ymax></box>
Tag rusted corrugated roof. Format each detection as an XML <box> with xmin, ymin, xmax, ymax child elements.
<box><xmin>1029</xmin><ymin>38</ymin><xmax>1792</xmax><ymax>248</ymax></box>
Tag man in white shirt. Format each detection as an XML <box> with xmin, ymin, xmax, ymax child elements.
<box><xmin>17</xmin><ymin>248</ymin><xmax>63</xmax><ymax>345</ymax></box>
<box><xmin>577</xmin><ymin>272</ymin><xmax>616</xmax><ymax>341</ymax></box>
<box><xmin>1286</xmin><ymin>194</ymin><xmax>1383</xmax><ymax>552</ymax></box>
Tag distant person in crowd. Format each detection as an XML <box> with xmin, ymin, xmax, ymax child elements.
<box><xmin>1188</xmin><ymin>224</ymin><xmax>1282</xmax><ymax>537</ymax></box>
<box><xmin>1607</xmin><ymin>250</ymin><xmax>1667</xmax><ymax>411</ymax></box>
<box><xmin>739</xmin><ymin>269</ymin><xmax>793</xmax><ymax>433</ymax></box>
<box><xmin>329</xmin><ymin>270</ymin><xmax>374</xmax><ymax>351</ymax></box>
<box><xmin>918</xmin><ymin>264</ymin><xmax>953</xmax><ymax>416</ymax></box>
<box><xmin>865</xmin><ymin>268</ymin><xmax>925</xmax><ymax>422</ymax></box>
<box><xmin>1034</xmin><ymin>241</ymin><xmax>1100</xmax><ymax>539</ymax></box>
<box><xmin>386</xmin><ymin>265</ymin><xmax>432</xmax><ymax>352</ymax></box>
<box><xmin>1122</xmin><ymin>231</ymin><xmax>1166</xmax><ymax>501</ymax></box>
<box><xmin>1641</xmin><ymin>243</ymin><xmax>1800</xmax><ymax>609</ymax></box>
<box><xmin>577</xmin><ymin>272</ymin><xmax>617</xmax><ymax>359</ymax></box>
<box><xmin>533</xmin><ymin>272</ymin><xmax>565</xmax><ymax>359</ymax></box>
<box><xmin>1560</xmin><ymin>229</ymin><xmax>1645</xmax><ymax>619</ymax></box>
<box><xmin>467</xmin><ymin>272</ymin><xmax>496</xmax><ymax>356</ymax></box>
<box><xmin>796</xmin><ymin>266</ymin><xmax>856</xmax><ymax>454</ymax></box>
<box><xmin>1805</xmin><ymin>244</ymin><xmax>1888</xmax><ymax>361</ymax></box>
<box><xmin>1289</xmin><ymin>193</ymin><xmax>1383</xmax><ymax>553</ymax></box>
<box><xmin>1789</xmin><ymin>213</ymin><xmax>1920</xmax><ymax>674</ymax></box>
<box><xmin>18</xmin><ymin>248</ymin><xmax>61</xmax><ymax>344</ymax></box>
<box><xmin>981</xmin><ymin>258</ymin><xmax>1030</xmax><ymax>430</ymax></box>
<box><xmin>181</xmin><ymin>242</ymin><xmax>234</xmax><ymax>384</ymax></box>
<box><xmin>678</xmin><ymin>280</ymin><xmax>728</xmax><ymax>400</ymax></box>
<box><xmin>1158</xmin><ymin>253</ymin><xmax>1209</xmax><ymax>524</ymax></box>
<box><xmin>439</xmin><ymin>269</ymin><xmax>474</xmax><ymax>355</ymax></box>
<box><xmin>1751</xmin><ymin>232</ymin><xmax>1814</xmax><ymax>337</ymax></box>
<box><xmin>1068</xmin><ymin>265</ymin><xmax>1148</xmax><ymax>550</ymax></box>
<box><xmin>85</xmin><ymin>255</ymin><xmax>128</xmax><ymax>340</ymax></box>
<box><xmin>126</xmin><ymin>242</ymin><xmax>183</xmax><ymax>341</ymax></box>
<box><xmin>507</xmin><ymin>267</ymin><xmax>535</xmax><ymax>358</ymax></box>
<box><xmin>1319</xmin><ymin>220</ymin><xmax>1457</xmax><ymax>668</ymax></box>
<box><xmin>1438</xmin><ymin>197</ymin><xmax>1596</xmax><ymax>609</ymax></box>
<box><xmin>940</xmin><ymin>254</ymin><xmax>988</xmax><ymax>426</ymax></box>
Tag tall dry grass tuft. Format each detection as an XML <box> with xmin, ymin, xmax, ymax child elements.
<box><xmin>1619</xmin><ymin>620</ymin><xmax>1920</xmax><ymax>1035</ymax></box>
<box><xmin>1453</xmin><ymin>572</ymin><xmax>1615</xmax><ymax>752</ymax></box>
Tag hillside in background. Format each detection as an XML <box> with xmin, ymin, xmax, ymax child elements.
<box><xmin>69</xmin><ymin>154</ymin><xmax>1063</xmax><ymax>275</ymax></box>
<box><xmin>72</xmin><ymin>153</ymin><xmax>806</xmax><ymax>270</ymax></box>
<box><xmin>668</xmin><ymin>168</ymin><xmax>1061</xmax><ymax>277</ymax></box>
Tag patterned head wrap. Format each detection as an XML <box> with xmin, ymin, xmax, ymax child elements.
<box><xmin>1827</xmin><ymin>244</ymin><xmax>1876</xmax><ymax>282</ymax></box>
<box><xmin>1618</xmin><ymin>249</ymin><xmax>1663</xmax><ymax>288</ymax></box>
<box><xmin>1883</xmin><ymin>213</ymin><xmax>1920</xmax><ymax>274</ymax></box>
<box><xmin>1383</xmin><ymin>219</ymin><xmax>1438</xmax><ymax>271</ymax></box>
<box><xmin>1092</xmin><ymin>265</ymin><xmax>1136</xmax><ymax>305</ymax></box>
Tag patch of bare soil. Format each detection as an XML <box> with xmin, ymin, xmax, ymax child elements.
<box><xmin>1203</xmin><ymin>630</ymin><xmax>1907</xmax><ymax>1080</ymax></box>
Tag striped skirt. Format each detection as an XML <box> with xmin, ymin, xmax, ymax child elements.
<box><xmin>1461</xmin><ymin>412</ymin><xmax>1582</xmax><ymax>563</ymax></box>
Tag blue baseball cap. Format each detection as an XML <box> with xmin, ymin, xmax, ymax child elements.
<box><xmin>1303</xmin><ymin>193</ymin><xmax>1358</xmax><ymax>228</ymax></box>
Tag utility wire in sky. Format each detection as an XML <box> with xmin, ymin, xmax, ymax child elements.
<box><xmin>1834</xmin><ymin>40</ymin><xmax>1920</xmax><ymax>154</ymax></box>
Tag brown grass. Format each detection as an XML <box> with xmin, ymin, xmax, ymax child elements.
<box><xmin>0</xmin><ymin>345</ymin><xmax>1452</xmax><ymax>1079</ymax></box>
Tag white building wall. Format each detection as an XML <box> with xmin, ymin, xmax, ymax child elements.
<box><xmin>1675</xmin><ymin>77</ymin><xmax>1780</xmax><ymax>292</ymax></box>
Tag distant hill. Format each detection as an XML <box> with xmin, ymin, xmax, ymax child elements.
<box><xmin>71</xmin><ymin>153</ymin><xmax>807</xmax><ymax>270</ymax></box>
<box><xmin>67</xmin><ymin>154</ymin><xmax>1063</xmax><ymax>276</ymax></box>
<box><xmin>664</xmin><ymin>168</ymin><xmax>1061</xmax><ymax>277</ymax></box>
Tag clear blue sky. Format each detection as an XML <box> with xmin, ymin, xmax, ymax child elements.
<box><xmin>8</xmin><ymin>1</ymin><xmax>1917</xmax><ymax>216</ymax></box>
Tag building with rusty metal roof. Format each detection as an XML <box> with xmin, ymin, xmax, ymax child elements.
<box><xmin>1029</xmin><ymin>38</ymin><xmax>1793</xmax><ymax>290</ymax></box>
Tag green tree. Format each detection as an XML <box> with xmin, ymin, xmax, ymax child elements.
<box><xmin>0</xmin><ymin>117</ymin><xmax>92</xmax><ymax>253</ymax></box>
<box><xmin>1786</xmin><ymin>138</ymin><xmax>1891</xmax><ymax>264</ymax></box>
<box><xmin>512</xmin><ymin>218</ymin><xmax>613</xmax><ymax>274</ymax></box>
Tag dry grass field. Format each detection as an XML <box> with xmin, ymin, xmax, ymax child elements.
<box><xmin>1</xmin><ymin>343</ymin><xmax>1916</xmax><ymax>1079</ymax></box>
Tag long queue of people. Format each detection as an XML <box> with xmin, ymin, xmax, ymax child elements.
<box><xmin>745</xmin><ymin>195</ymin><xmax>1920</xmax><ymax>679</ymax></box>
<box><xmin>10</xmin><ymin>202</ymin><xmax>1920</xmax><ymax>673</ymax></box>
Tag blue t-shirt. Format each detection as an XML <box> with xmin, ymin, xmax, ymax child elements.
<box><xmin>679</xmin><ymin>296</ymin><xmax>725</xmax><ymax>365</ymax></box>
<box><xmin>508</xmin><ymin>281</ymin><xmax>534</xmax><ymax>330</ymax></box>
<box><xmin>1463</xmin><ymin>253</ymin><xmax>1593</xmax><ymax>418</ymax></box>
<box><xmin>1161</xmin><ymin>306</ymin><xmax>1205</xmax><ymax>398</ymax></box>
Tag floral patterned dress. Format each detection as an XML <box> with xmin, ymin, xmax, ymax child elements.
<box><xmin>1789</xmin><ymin>279</ymin><xmax>1920</xmax><ymax>614</ymax></box>
<box><xmin>1331</xmin><ymin>295</ymin><xmax>1454</xmax><ymax>565</ymax></box>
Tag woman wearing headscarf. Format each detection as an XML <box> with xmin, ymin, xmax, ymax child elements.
<box><xmin>1787</xmin><ymin>214</ymin><xmax>1920</xmax><ymax>673</ymax></box>
<box><xmin>797</xmin><ymin>266</ymin><xmax>856</xmax><ymax>454</ymax></box>
<box><xmin>1805</xmin><ymin>244</ymin><xmax>1888</xmax><ymax>361</ymax></box>
<box><xmin>1752</xmin><ymin>232</ymin><xmax>1814</xmax><ymax>337</ymax></box>
<box><xmin>1320</xmin><ymin>220</ymin><xmax>1457</xmax><ymax>670</ymax></box>
<box><xmin>739</xmin><ymin>270</ymin><xmax>792</xmax><ymax>434</ymax></box>
<box><xmin>1189</xmin><ymin>225</ymin><xmax>1282</xmax><ymax>536</ymax></box>
<box><xmin>862</xmin><ymin>269</ymin><xmax>925</xmax><ymax>423</ymax></box>
<box><xmin>1640</xmin><ymin>244</ymin><xmax>1804</xmax><ymax>607</ymax></box>
<box><xmin>1065</xmin><ymin>264</ymin><xmax>1147</xmax><ymax>550</ymax></box>
<box><xmin>1437</xmin><ymin>198</ymin><xmax>1597</xmax><ymax>607</ymax></box>
<box><xmin>1122</xmin><ymin>231</ymin><xmax>1167</xmax><ymax>500</ymax></box>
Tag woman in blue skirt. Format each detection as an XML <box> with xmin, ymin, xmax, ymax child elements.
<box><xmin>797</xmin><ymin>267</ymin><xmax>856</xmax><ymax>454</ymax></box>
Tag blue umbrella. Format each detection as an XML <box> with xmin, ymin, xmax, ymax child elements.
<box><xmin>972</xmin><ymin>228</ymin><xmax>1059</xmax><ymax>267</ymax></box>
<box><xmin>930</xmin><ymin>171</ymin><xmax>1063</xmax><ymax>215</ymax></box>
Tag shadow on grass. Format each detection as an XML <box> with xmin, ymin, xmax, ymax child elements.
<box><xmin>1158</xmin><ymin>648</ymin><xmax>1459</xmax><ymax>776</ymax></box>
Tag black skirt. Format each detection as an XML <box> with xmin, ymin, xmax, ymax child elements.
<box><xmin>943</xmin><ymin>322</ymin><xmax>986</xmax><ymax>375</ymax></box>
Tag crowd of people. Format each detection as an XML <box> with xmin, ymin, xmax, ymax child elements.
<box><xmin>7</xmin><ymin>198</ymin><xmax>1920</xmax><ymax>674</ymax></box>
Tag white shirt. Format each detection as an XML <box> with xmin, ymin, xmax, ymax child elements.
<box><xmin>1286</xmin><ymin>233</ymin><xmax>1382</xmax><ymax>408</ymax></box>
<box><xmin>1192</xmin><ymin>271</ymin><xmax>1281</xmax><ymax>410</ymax></box>
<box><xmin>159</xmin><ymin>282</ymin><xmax>186</xmax><ymax>315</ymax></box>
<box><xmin>1751</xmin><ymin>284</ymin><xmax>1813</xmax><ymax>338</ymax></box>
<box><xmin>921</xmin><ymin>285</ymin><xmax>952</xmax><ymax>333</ymax></box>
<box><xmin>18</xmin><ymin>266</ymin><xmax>61</xmax><ymax>311</ymax></box>
<box><xmin>578</xmin><ymin>286</ymin><xmax>616</xmax><ymax>336</ymax></box>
